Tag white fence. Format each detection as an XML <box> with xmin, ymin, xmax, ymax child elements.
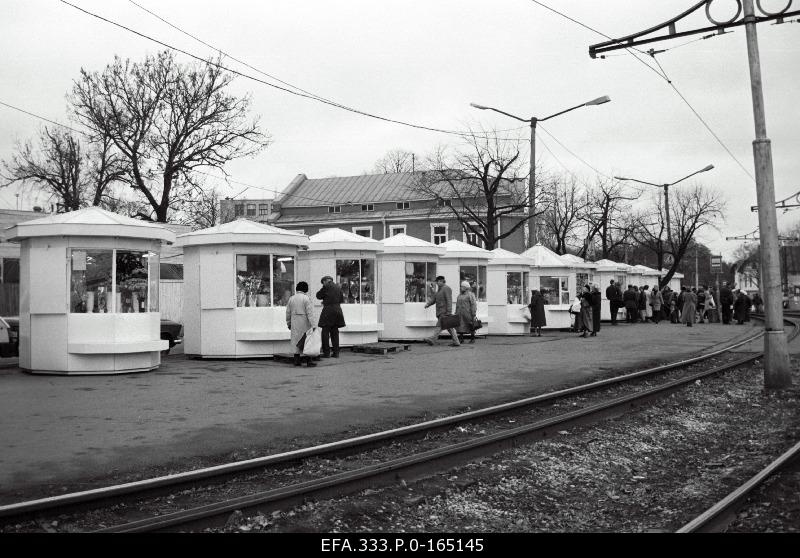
<box><xmin>159</xmin><ymin>280</ymin><xmax>183</xmax><ymax>323</ymax></box>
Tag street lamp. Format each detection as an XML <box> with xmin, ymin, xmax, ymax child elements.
<box><xmin>615</xmin><ymin>164</ymin><xmax>714</xmax><ymax>255</ymax></box>
<box><xmin>470</xmin><ymin>95</ymin><xmax>610</xmax><ymax>246</ymax></box>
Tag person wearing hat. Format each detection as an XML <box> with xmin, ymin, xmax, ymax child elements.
<box><xmin>286</xmin><ymin>281</ymin><xmax>317</xmax><ymax>367</ymax></box>
<box><xmin>316</xmin><ymin>275</ymin><xmax>345</xmax><ymax>358</ymax></box>
<box><xmin>424</xmin><ymin>276</ymin><xmax>460</xmax><ymax>347</ymax></box>
<box><xmin>455</xmin><ymin>280</ymin><xmax>478</xmax><ymax>344</ymax></box>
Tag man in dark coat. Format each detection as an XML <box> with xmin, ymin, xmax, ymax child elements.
<box><xmin>733</xmin><ymin>289</ymin><xmax>751</xmax><ymax>324</ymax></box>
<box><xmin>590</xmin><ymin>284</ymin><xmax>602</xmax><ymax>334</ymax></box>
<box><xmin>316</xmin><ymin>275</ymin><xmax>346</xmax><ymax>358</ymax></box>
<box><xmin>719</xmin><ymin>281</ymin><xmax>733</xmax><ymax>324</ymax></box>
<box><xmin>424</xmin><ymin>276</ymin><xmax>460</xmax><ymax>346</ymax></box>
<box><xmin>605</xmin><ymin>279</ymin><xmax>622</xmax><ymax>325</ymax></box>
<box><xmin>623</xmin><ymin>285</ymin><xmax>638</xmax><ymax>323</ymax></box>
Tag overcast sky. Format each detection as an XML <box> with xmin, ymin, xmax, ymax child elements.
<box><xmin>1</xmin><ymin>0</ymin><xmax>798</xmax><ymax>259</ymax></box>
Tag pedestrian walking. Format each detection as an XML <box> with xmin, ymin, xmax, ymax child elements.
<box><xmin>286</xmin><ymin>281</ymin><xmax>317</xmax><ymax>367</ymax></box>
<box><xmin>681</xmin><ymin>286</ymin><xmax>697</xmax><ymax>327</ymax></box>
<box><xmin>733</xmin><ymin>289</ymin><xmax>751</xmax><ymax>325</ymax></box>
<box><xmin>752</xmin><ymin>291</ymin><xmax>764</xmax><ymax>313</ymax></box>
<box><xmin>703</xmin><ymin>289</ymin><xmax>716</xmax><ymax>323</ymax></box>
<box><xmin>316</xmin><ymin>275</ymin><xmax>346</xmax><ymax>358</ymax></box>
<box><xmin>528</xmin><ymin>289</ymin><xmax>547</xmax><ymax>337</ymax></box>
<box><xmin>424</xmin><ymin>276</ymin><xmax>460</xmax><ymax>346</ymax></box>
<box><xmin>605</xmin><ymin>279</ymin><xmax>622</xmax><ymax>326</ymax></box>
<box><xmin>456</xmin><ymin>281</ymin><xmax>478</xmax><ymax>344</ymax></box>
<box><xmin>696</xmin><ymin>288</ymin><xmax>707</xmax><ymax>323</ymax></box>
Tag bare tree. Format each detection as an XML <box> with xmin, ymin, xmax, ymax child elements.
<box><xmin>373</xmin><ymin>149</ymin><xmax>418</xmax><ymax>174</ymax></box>
<box><xmin>541</xmin><ymin>174</ymin><xmax>586</xmax><ymax>254</ymax></box>
<box><xmin>1</xmin><ymin>126</ymin><xmax>126</xmax><ymax>211</ymax></box>
<box><xmin>176</xmin><ymin>185</ymin><xmax>223</xmax><ymax>230</ymax></box>
<box><xmin>70</xmin><ymin>51</ymin><xmax>270</xmax><ymax>222</ymax></box>
<box><xmin>731</xmin><ymin>242</ymin><xmax>760</xmax><ymax>289</ymax></box>
<box><xmin>633</xmin><ymin>183</ymin><xmax>726</xmax><ymax>287</ymax></box>
<box><xmin>410</xmin><ymin>130</ymin><xmax>546</xmax><ymax>250</ymax></box>
<box><xmin>578</xmin><ymin>176</ymin><xmax>639</xmax><ymax>260</ymax></box>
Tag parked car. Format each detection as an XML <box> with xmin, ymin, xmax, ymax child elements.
<box><xmin>0</xmin><ymin>317</ymin><xmax>183</xmax><ymax>357</ymax></box>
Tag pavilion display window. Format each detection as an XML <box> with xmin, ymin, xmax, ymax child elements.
<box><xmin>405</xmin><ymin>261</ymin><xmax>438</xmax><ymax>303</ymax></box>
<box><xmin>506</xmin><ymin>271</ymin><xmax>529</xmax><ymax>304</ymax></box>
<box><xmin>460</xmin><ymin>265</ymin><xmax>487</xmax><ymax>302</ymax></box>
<box><xmin>615</xmin><ymin>274</ymin><xmax>626</xmax><ymax>289</ymax></box>
<box><xmin>236</xmin><ymin>254</ymin><xmax>296</xmax><ymax>307</ymax></box>
<box><xmin>336</xmin><ymin>259</ymin><xmax>376</xmax><ymax>304</ymax></box>
<box><xmin>70</xmin><ymin>249</ymin><xmax>157</xmax><ymax>314</ymax></box>
<box><xmin>540</xmin><ymin>276</ymin><xmax>570</xmax><ymax>305</ymax></box>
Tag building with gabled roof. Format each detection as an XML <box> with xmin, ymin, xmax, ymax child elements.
<box><xmin>225</xmin><ymin>171</ymin><xmax>527</xmax><ymax>252</ymax></box>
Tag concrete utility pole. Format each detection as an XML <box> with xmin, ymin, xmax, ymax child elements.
<box><xmin>589</xmin><ymin>0</ymin><xmax>797</xmax><ymax>390</ymax></box>
<box><xmin>743</xmin><ymin>0</ymin><xmax>791</xmax><ymax>388</ymax></box>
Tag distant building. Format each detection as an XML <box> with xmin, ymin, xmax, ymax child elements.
<box><xmin>226</xmin><ymin>172</ymin><xmax>527</xmax><ymax>251</ymax></box>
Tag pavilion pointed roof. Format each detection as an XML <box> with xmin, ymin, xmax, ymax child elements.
<box><xmin>381</xmin><ymin>233</ymin><xmax>444</xmax><ymax>255</ymax></box>
<box><xmin>176</xmin><ymin>218</ymin><xmax>307</xmax><ymax>247</ymax></box>
<box><xmin>488</xmin><ymin>247</ymin><xmax>534</xmax><ymax>266</ymax></box>
<box><xmin>6</xmin><ymin>206</ymin><xmax>175</xmax><ymax>243</ymax></box>
<box><xmin>306</xmin><ymin>228</ymin><xmax>383</xmax><ymax>252</ymax></box>
<box><xmin>519</xmin><ymin>243</ymin><xmax>569</xmax><ymax>267</ymax></box>
<box><xmin>439</xmin><ymin>239</ymin><xmax>492</xmax><ymax>260</ymax></box>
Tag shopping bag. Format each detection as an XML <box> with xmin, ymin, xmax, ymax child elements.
<box><xmin>302</xmin><ymin>327</ymin><xmax>322</xmax><ymax>357</ymax></box>
<box><xmin>472</xmin><ymin>318</ymin><xmax>483</xmax><ymax>331</ymax></box>
<box><xmin>521</xmin><ymin>306</ymin><xmax>532</xmax><ymax>321</ymax></box>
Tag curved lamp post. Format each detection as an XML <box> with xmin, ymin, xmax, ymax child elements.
<box><xmin>470</xmin><ymin>95</ymin><xmax>610</xmax><ymax>246</ymax></box>
<box><xmin>615</xmin><ymin>164</ymin><xmax>714</xmax><ymax>253</ymax></box>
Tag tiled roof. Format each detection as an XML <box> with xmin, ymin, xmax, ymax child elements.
<box><xmin>276</xmin><ymin>172</ymin><xmax>522</xmax><ymax>208</ymax></box>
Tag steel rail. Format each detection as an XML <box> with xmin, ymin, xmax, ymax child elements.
<box><xmin>0</xmin><ymin>327</ymin><xmax>764</xmax><ymax>522</ymax></box>
<box><xmin>102</xmin><ymin>349</ymin><xmax>779</xmax><ymax>532</ymax></box>
<box><xmin>677</xmin><ymin>439</ymin><xmax>800</xmax><ymax>532</ymax></box>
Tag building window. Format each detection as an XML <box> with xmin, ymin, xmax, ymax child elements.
<box><xmin>389</xmin><ymin>225</ymin><xmax>406</xmax><ymax>236</ymax></box>
<box><xmin>336</xmin><ymin>259</ymin><xmax>376</xmax><ymax>304</ymax></box>
<box><xmin>437</xmin><ymin>199</ymin><xmax>452</xmax><ymax>207</ymax></box>
<box><xmin>507</xmin><ymin>272</ymin><xmax>529</xmax><ymax>304</ymax></box>
<box><xmin>70</xmin><ymin>249</ymin><xmax>158</xmax><ymax>313</ymax></box>
<box><xmin>405</xmin><ymin>262</ymin><xmax>437</xmax><ymax>302</ymax></box>
<box><xmin>396</xmin><ymin>201</ymin><xmax>410</xmax><ymax>210</ymax></box>
<box><xmin>361</xmin><ymin>204</ymin><xmax>374</xmax><ymax>211</ymax></box>
<box><xmin>246</xmin><ymin>204</ymin><xmax>256</xmax><ymax>217</ymax></box>
<box><xmin>431</xmin><ymin>223</ymin><xmax>448</xmax><ymax>245</ymax></box>
<box><xmin>460</xmin><ymin>265</ymin><xmax>487</xmax><ymax>302</ymax></box>
<box><xmin>235</xmin><ymin>254</ymin><xmax>296</xmax><ymax>307</ymax></box>
<box><xmin>234</xmin><ymin>204</ymin><xmax>244</xmax><ymax>217</ymax></box>
<box><xmin>328</xmin><ymin>205</ymin><xmax>342</xmax><ymax>213</ymax></box>
<box><xmin>540</xmin><ymin>276</ymin><xmax>570</xmax><ymax>305</ymax></box>
<box><xmin>463</xmin><ymin>225</ymin><xmax>484</xmax><ymax>248</ymax></box>
<box><xmin>352</xmin><ymin>226</ymin><xmax>372</xmax><ymax>238</ymax></box>
<box><xmin>2</xmin><ymin>258</ymin><xmax>19</xmax><ymax>283</ymax></box>
<box><xmin>259</xmin><ymin>204</ymin><xmax>269</xmax><ymax>216</ymax></box>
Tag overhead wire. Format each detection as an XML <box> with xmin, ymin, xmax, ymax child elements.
<box><xmin>527</xmin><ymin>0</ymin><xmax>757</xmax><ymax>183</ymax></box>
<box><xmin>0</xmin><ymin>98</ymin><xmax>341</xmax><ymax>206</ymax></box>
<box><xmin>59</xmin><ymin>0</ymin><xmax>515</xmax><ymax>141</ymax></box>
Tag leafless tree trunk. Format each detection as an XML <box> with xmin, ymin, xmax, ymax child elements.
<box><xmin>578</xmin><ymin>176</ymin><xmax>639</xmax><ymax>259</ymax></box>
<box><xmin>1</xmin><ymin>126</ymin><xmax>123</xmax><ymax>212</ymax></box>
<box><xmin>70</xmin><ymin>51</ymin><xmax>270</xmax><ymax>222</ymax></box>
<box><xmin>410</xmin><ymin>129</ymin><xmax>547</xmax><ymax>250</ymax></box>
<box><xmin>541</xmin><ymin>174</ymin><xmax>586</xmax><ymax>254</ymax></box>
<box><xmin>633</xmin><ymin>184</ymin><xmax>725</xmax><ymax>287</ymax></box>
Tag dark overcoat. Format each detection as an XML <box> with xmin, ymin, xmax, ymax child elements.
<box><xmin>316</xmin><ymin>283</ymin><xmax>346</xmax><ymax>328</ymax></box>
<box><xmin>528</xmin><ymin>292</ymin><xmax>547</xmax><ymax>327</ymax></box>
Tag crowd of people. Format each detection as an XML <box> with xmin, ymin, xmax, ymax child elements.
<box><xmin>604</xmin><ymin>279</ymin><xmax>761</xmax><ymax>329</ymax></box>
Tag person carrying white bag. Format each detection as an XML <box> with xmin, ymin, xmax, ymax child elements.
<box><xmin>285</xmin><ymin>281</ymin><xmax>318</xmax><ymax>367</ymax></box>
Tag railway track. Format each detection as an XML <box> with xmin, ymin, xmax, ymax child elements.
<box><xmin>0</xmin><ymin>317</ymin><xmax>795</xmax><ymax>532</ymax></box>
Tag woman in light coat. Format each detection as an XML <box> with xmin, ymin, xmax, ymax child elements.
<box><xmin>681</xmin><ymin>287</ymin><xmax>697</xmax><ymax>327</ymax></box>
<box><xmin>649</xmin><ymin>286</ymin><xmax>664</xmax><ymax>324</ymax></box>
<box><xmin>455</xmin><ymin>281</ymin><xmax>478</xmax><ymax>344</ymax></box>
<box><xmin>286</xmin><ymin>281</ymin><xmax>317</xmax><ymax>367</ymax></box>
<box><xmin>578</xmin><ymin>284</ymin><xmax>594</xmax><ymax>338</ymax></box>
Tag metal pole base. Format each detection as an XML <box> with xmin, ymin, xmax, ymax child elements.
<box><xmin>763</xmin><ymin>330</ymin><xmax>792</xmax><ymax>389</ymax></box>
